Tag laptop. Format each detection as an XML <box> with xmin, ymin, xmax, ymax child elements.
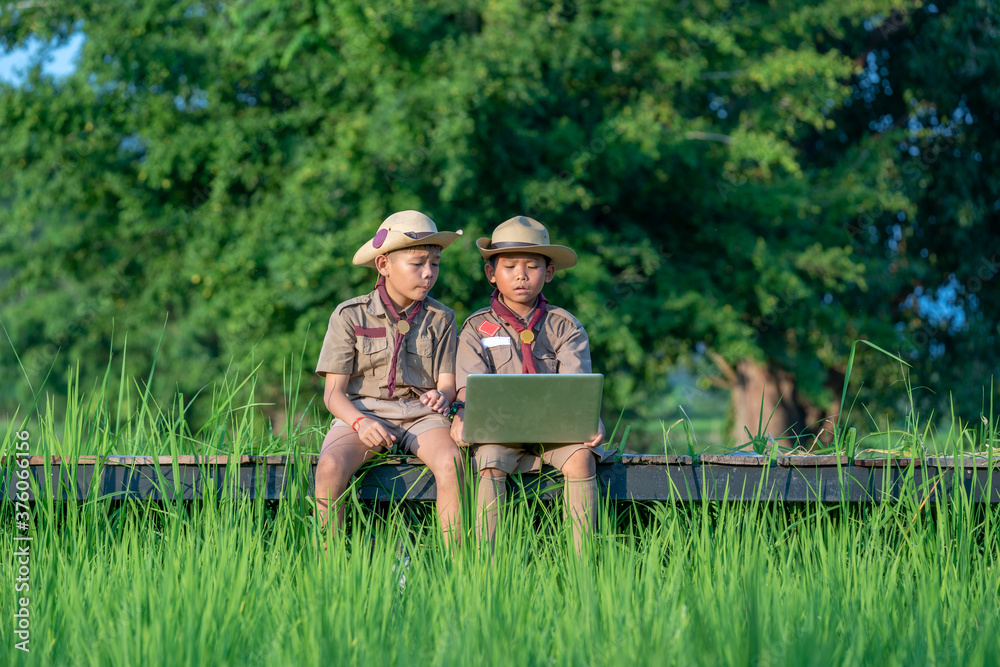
<box><xmin>462</xmin><ymin>374</ymin><xmax>604</xmax><ymax>444</ymax></box>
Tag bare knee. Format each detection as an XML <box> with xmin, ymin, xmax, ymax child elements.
<box><xmin>561</xmin><ymin>449</ymin><xmax>596</xmax><ymax>479</ymax></box>
<box><xmin>316</xmin><ymin>450</ymin><xmax>353</xmax><ymax>486</ymax></box>
<box><xmin>316</xmin><ymin>451</ymin><xmax>337</xmax><ymax>478</ymax></box>
<box><xmin>428</xmin><ymin>450</ymin><xmax>464</xmax><ymax>482</ymax></box>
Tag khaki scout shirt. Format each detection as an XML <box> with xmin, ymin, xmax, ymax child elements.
<box><xmin>316</xmin><ymin>291</ymin><xmax>457</xmax><ymax>400</ymax></box>
<box><xmin>456</xmin><ymin>299</ymin><xmax>592</xmax><ymax>391</ymax></box>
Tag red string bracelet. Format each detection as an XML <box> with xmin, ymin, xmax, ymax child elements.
<box><xmin>352</xmin><ymin>416</ymin><xmax>370</xmax><ymax>432</ymax></box>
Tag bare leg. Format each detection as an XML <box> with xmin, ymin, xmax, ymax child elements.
<box><xmin>560</xmin><ymin>448</ymin><xmax>598</xmax><ymax>553</ymax></box>
<box><xmin>410</xmin><ymin>427</ymin><xmax>465</xmax><ymax>551</ymax></box>
<box><xmin>315</xmin><ymin>426</ymin><xmax>379</xmax><ymax>540</ymax></box>
<box><xmin>476</xmin><ymin>467</ymin><xmax>507</xmax><ymax>552</ymax></box>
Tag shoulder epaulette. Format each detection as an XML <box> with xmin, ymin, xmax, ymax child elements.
<box><xmin>544</xmin><ymin>305</ymin><xmax>586</xmax><ymax>330</ymax></box>
<box><xmin>333</xmin><ymin>293</ymin><xmax>373</xmax><ymax>316</ymax></box>
<box><xmin>422</xmin><ymin>295</ymin><xmax>455</xmax><ymax>316</ymax></box>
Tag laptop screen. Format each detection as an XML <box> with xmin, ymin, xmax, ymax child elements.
<box><xmin>462</xmin><ymin>374</ymin><xmax>604</xmax><ymax>444</ymax></box>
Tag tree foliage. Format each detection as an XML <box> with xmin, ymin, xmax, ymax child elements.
<box><xmin>1</xmin><ymin>0</ymin><xmax>995</xmax><ymax>445</ymax></box>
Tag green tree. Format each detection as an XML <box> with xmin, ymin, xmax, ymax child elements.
<box><xmin>842</xmin><ymin>0</ymin><xmax>1000</xmax><ymax>427</ymax></box>
<box><xmin>2</xmin><ymin>0</ymin><xmax>994</xmax><ymax>448</ymax></box>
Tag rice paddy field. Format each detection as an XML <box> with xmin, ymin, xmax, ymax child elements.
<box><xmin>3</xmin><ymin>363</ymin><xmax>1000</xmax><ymax>666</ymax></box>
<box><xmin>4</xmin><ymin>478</ymin><xmax>1000</xmax><ymax>666</ymax></box>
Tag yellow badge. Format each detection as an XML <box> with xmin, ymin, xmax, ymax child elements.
<box><xmin>397</xmin><ymin>321</ymin><xmax>411</xmax><ymax>334</ymax></box>
<box><xmin>519</xmin><ymin>330</ymin><xmax>535</xmax><ymax>344</ymax></box>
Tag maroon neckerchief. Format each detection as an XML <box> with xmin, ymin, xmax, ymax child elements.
<box><xmin>489</xmin><ymin>289</ymin><xmax>548</xmax><ymax>374</ymax></box>
<box><xmin>375</xmin><ymin>276</ymin><xmax>423</xmax><ymax>396</ymax></box>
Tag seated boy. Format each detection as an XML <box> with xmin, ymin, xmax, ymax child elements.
<box><xmin>315</xmin><ymin>210</ymin><xmax>465</xmax><ymax>550</ymax></box>
<box><xmin>450</xmin><ymin>215</ymin><xmax>607</xmax><ymax>552</ymax></box>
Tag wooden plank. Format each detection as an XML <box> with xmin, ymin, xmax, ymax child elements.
<box><xmin>102</xmin><ymin>456</ymin><xmax>155</xmax><ymax>465</ymax></box>
<box><xmin>924</xmin><ymin>456</ymin><xmax>997</xmax><ymax>469</ymax></box>
<box><xmin>854</xmin><ymin>456</ymin><xmax>919</xmax><ymax>467</ymax></box>
<box><xmin>621</xmin><ymin>454</ymin><xmax>694</xmax><ymax>465</ymax></box>
<box><xmin>698</xmin><ymin>453</ymin><xmax>772</xmax><ymax>466</ymax></box>
<box><xmin>777</xmin><ymin>455</ymin><xmax>850</xmax><ymax>467</ymax></box>
<box><xmin>3</xmin><ymin>458</ymin><xmax>999</xmax><ymax>504</ymax></box>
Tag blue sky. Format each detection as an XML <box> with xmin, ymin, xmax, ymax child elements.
<box><xmin>0</xmin><ymin>33</ymin><xmax>85</xmax><ymax>84</ymax></box>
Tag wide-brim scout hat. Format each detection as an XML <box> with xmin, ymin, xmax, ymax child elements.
<box><xmin>476</xmin><ymin>216</ymin><xmax>578</xmax><ymax>270</ymax></box>
<box><xmin>353</xmin><ymin>210</ymin><xmax>463</xmax><ymax>268</ymax></box>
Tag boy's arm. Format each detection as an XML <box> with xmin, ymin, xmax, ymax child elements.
<box><xmin>450</xmin><ymin>386</ymin><xmax>469</xmax><ymax>447</ymax></box>
<box><xmin>455</xmin><ymin>320</ymin><xmax>490</xmax><ymax>392</ymax></box>
<box><xmin>323</xmin><ymin>373</ymin><xmax>396</xmax><ymax>448</ymax></box>
<box><xmin>555</xmin><ymin>320</ymin><xmax>604</xmax><ymax>446</ymax></box>
<box><xmin>436</xmin><ymin>373</ymin><xmax>457</xmax><ymax>403</ymax></box>
<box><xmin>420</xmin><ymin>309</ymin><xmax>458</xmax><ymax>413</ymax></box>
<box><xmin>419</xmin><ymin>373</ymin><xmax>455</xmax><ymax>414</ymax></box>
<box><xmin>451</xmin><ymin>320</ymin><xmax>488</xmax><ymax>447</ymax></box>
<box><xmin>555</xmin><ymin>324</ymin><xmax>592</xmax><ymax>374</ymax></box>
<box><xmin>316</xmin><ymin>308</ymin><xmax>357</xmax><ymax>378</ymax></box>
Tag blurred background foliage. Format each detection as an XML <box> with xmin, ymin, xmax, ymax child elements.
<box><xmin>1</xmin><ymin>0</ymin><xmax>997</xmax><ymax>451</ymax></box>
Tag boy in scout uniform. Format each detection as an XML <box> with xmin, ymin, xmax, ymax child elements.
<box><xmin>451</xmin><ymin>216</ymin><xmax>607</xmax><ymax>552</ymax></box>
<box><xmin>315</xmin><ymin>210</ymin><xmax>465</xmax><ymax>550</ymax></box>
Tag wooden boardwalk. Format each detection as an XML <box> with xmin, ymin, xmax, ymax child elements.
<box><xmin>3</xmin><ymin>454</ymin><xmax>999</xmax><ymax>504</ymax></box>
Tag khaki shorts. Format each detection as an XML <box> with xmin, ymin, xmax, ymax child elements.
<box><xmin>330</xmin><ymin>397</ymin><xmax>451</xmax><ymax>454</ymax></box>
<box><xmin>472</xmin><ymin>442</ymin><xmax>612</xmax><ymax>475</ymax></box>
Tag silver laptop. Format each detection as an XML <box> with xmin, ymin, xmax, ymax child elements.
<box><xmin>462</xmin><ymin>374</ymin><xmax>604</xmax><ymax>444</ymax></box>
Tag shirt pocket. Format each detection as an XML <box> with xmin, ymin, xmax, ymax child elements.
<box><xmin>357</xmin><ymin>335</ymin><xmax>389</xmax><ymax>378</ymax></box>
<box><xmin>533</xmin><ymin>342</ymin><xmax>559</xmax><ymax>374</ymax></box>
<box><xmin>404</xmin><ymin>335</ymin><xmax>435</xmax><ymax>389</ymax></box>
<box><xmin>487</xmin><ymin>339</ymin><xmax>514</xmax><ymax>372</ymax></box>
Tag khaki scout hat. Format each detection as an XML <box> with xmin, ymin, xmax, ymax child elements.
<box><xmin>353</xmin><ymin>210</ymin><xmax>463</xmax><ymax>268</ymax></box>
<box><xmin>476</xmin><ymin>216</ymin><xmax>578</xmax><ymax>270</ymax></box>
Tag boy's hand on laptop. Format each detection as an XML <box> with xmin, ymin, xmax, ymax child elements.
<box><xmin>450</xmin><ymin>412</ymin><xmax>469</xmax><ymax>447</ymax></box>
<box><xmin>587</xmin><ymin>419</ymin><xmax>606</xmax><ymax>448</ymax></box>
<box><xmin>419</xmin><ymin>389</ymin><xmax>449</xmax><ymax>414</ymax></box>
<box><xmin>358</xmin><ymin>419</ymin><xmax>396</xmax><ymax>449</ymax></box>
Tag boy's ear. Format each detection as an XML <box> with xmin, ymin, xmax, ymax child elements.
<box><xmin>374</xmin><ymin>254</ymin><xmax>391</xmax><ymax>276</ymax></box>
<box><xmin>543</xmin><ymin>264</ymin><xmax>555</xmax><ymax>283</ymax></box>
<box><xmin>483</xmin><ymin>262</ymin><xmax>497</xmax><ymax>284</ymax></box>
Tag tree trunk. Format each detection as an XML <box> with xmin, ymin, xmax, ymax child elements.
<box><xmin>728</xmin><ymin>359</ymin><xmax>839</xmax><ymax>450</ymax></box>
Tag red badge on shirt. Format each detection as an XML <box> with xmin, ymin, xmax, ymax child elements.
<box><xmin>477</xmin><ymin>320</ymin><xmax>501</xmax><ymax>337</ymax></box>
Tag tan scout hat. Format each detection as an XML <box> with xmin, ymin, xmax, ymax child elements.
<box><xmin>476</xmin><ymin>216</ymin><xmax>578</xmax><ymax>270</ymax></box>
<box><xmin>353</xmin><ymin>210</ymin><xmax>463</xmax><ymax>268</ymax></box>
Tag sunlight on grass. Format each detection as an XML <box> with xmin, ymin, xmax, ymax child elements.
<box><xmin>2</xmin><ymin>347</ymin><xmax>1000</xmax><ymax>664</ymax></box>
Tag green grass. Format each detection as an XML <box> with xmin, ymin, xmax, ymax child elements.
<box><xmin>3</xmin><ymin>341</ymin><xmax>995</xmax><ymax>460</ymax></box>
<box><xmin>3</xmin><ymin>351</ymin><xmax>1000</xmax><ymax>665</ymax></box>
<box><xmin>3</xmin><ymin>485</ymin><xmax>1000</xmax><ymax>665</ymax></box>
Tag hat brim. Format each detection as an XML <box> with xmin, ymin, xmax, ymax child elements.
<box><xmin>353</xmin><ymin>231</ymin><xmax>462</xmax><ymax>268</ymax></box>
<box><xmin>476</xmin><ymin>237</ymin><xmax>578</xmax><ymax>270</ymax></box>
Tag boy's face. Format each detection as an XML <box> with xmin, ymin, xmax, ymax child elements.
<box><xmin>484</xmin><ymin>253</ymin><xmax>554</xmax><ymax>310</ymax></box>
<box><xmin>376</xmin><ymin>247</ymin><xmax>441</xmax><ymax>307</ymax></box>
